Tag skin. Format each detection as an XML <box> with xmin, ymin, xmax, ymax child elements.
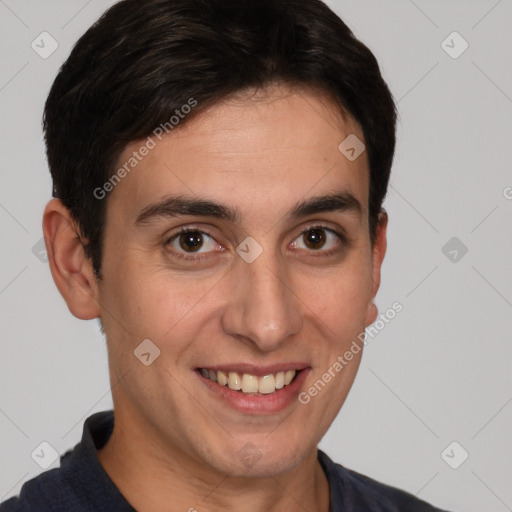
<box><xmin>43</xmin><ymin>85</ymin><xmax>387</xmax><ymax>512</ymax></box>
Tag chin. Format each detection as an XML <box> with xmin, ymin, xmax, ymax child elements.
<box><xmin>204</xmin><ymin>436</ymin><xmax>310</xmax><ymax>479</ymax></box>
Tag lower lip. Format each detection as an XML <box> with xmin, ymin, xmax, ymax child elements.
<box><xmin>197</xmin><ymin>369</ymin><xmax>311</xmax><ymax>414</ymax></box>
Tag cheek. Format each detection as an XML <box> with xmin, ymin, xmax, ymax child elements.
<box><xmin>307</xmin><ymin>265</ymin><xmax>373</xmax><ymax>334</ymax></box>
<box><xmin>109</xmin><ymin>282</ymin><xmax>194</xmax><ymax>340</ymax></box>
<box><xmin>101</xmin><ymin>262</ymin><xmax>227</xmax><ymax>370</ymax></box>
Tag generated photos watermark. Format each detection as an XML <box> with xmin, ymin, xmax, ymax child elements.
<box><xmin>298</xmin><ymin>301</ymin><xmax>403</xmax><ymax>405</ymax></box>
<box><xmin>93</xmin><ymin>98</ymin><xmax>198</xmax><ymax>200</ymax></box>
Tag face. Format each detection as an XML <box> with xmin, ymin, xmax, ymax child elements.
<box><xmin>95</xmin><ymin>85</ymin><xmax>385</xmax><ymax>478</ymax></box>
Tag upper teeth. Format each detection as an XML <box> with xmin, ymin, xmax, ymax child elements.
<box><xmin>200</xmin><ymin>369</ymin><xmax>297</xmax><ymax>394</ymax></box>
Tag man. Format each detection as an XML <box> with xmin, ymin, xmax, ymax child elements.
<box><xmin>0</xmin><ymin>0</ymin><xmax>450</xmax><ymax>510</ymax></box>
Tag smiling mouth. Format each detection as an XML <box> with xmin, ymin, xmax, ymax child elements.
<box><xmin>198</xmin><ymin>368</ymin><xmax>300</xmax><ymax>395</ymax></box>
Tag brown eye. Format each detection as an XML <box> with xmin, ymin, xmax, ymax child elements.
<box><xmin>303</xmin><ymin>228</ymin><xmax>326</xmax><ymax>250</ymax></box>
<box><xmin>178</xmin><ymin>231</ymin><xmax>203</xmax><ymax>252</ymax></box>
<box><xmin>167</xmin><ymin>230</ymin><xmax>219</xmax><ymax>255</ymax></box>
<box><xmin>291</xmin><ymin>226</ymin><xmax>342</xmax><ymax>253</ymax></box>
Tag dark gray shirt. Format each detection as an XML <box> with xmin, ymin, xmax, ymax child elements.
<box><xmin>0</xmin><ymin>411</ymin><xmax>450</xmax><ymax>511</ymax></box>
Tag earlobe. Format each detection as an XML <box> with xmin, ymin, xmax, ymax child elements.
<box><xmin>42</xmin><ymin>198</ymin><xmax>101</xmax><ymax>320</ymax></box>
<box><xmin>365</xmin><ymin>301</ymin><xmax>378</xmax><ymax>327</ymax></box>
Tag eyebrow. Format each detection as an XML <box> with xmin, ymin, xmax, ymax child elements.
<box><xmin>134</xmin><ymin>190</ymin><xmax>362</xmax><ymax>226</ymax></box>
<box><xmin>289</xmin><ymin>191</ymin><xmax>362</xmax><ymax>219</ymax></box>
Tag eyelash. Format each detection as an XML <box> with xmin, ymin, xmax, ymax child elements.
<box><xmin>166</xmin><ymin>227</ymin><xmax>218</xmax><ymax>263</ymax></box>
<box><xmin>165</xmin><ymin>225</ymin><xmax>348</xmax><ymax>263</ymax></box>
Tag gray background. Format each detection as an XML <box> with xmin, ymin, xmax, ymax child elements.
<box><xmin>1</xmin><ymin>1</ymin><xmax>511</xmax><ymax>510</ymax></box>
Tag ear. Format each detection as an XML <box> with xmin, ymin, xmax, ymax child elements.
<box><xmin>42</xmin><ymin>198</ymin><xmax>101</xmax><ymax>320</ymax></box>
<box><xmin>365</xmin><ymin>209</ymin><xmax>388</xmax><ymax>326</ymax></box>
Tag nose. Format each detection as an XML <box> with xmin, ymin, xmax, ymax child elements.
<box><xmin>220</xmin><ymin>248</ymin><xmax>303</xmax><ymax>352</ymax></box>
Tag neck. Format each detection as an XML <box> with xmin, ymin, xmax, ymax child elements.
<box><xmin>97</xmin><ymin>410</ymin><xmax>330</xmax><ymax>512</ymax></box>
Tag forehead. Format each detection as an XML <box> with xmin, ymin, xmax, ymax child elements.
<box><xmin>108</xmin><ymin>85</ymin><xmax>369</xmax><ymax>224</ymax></box>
